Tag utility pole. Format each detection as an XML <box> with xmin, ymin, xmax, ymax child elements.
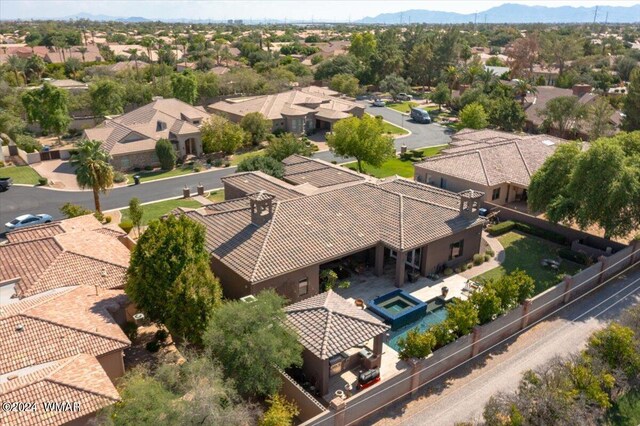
<box><xmin>474</xmin><ymin>12</ymin><xmax>478</xmax><ymax>25</ymax></box>
<box><xmin>605</xmin><ymin>12</ymin><xmax>609</xmax><ymax>24</ymax></box>
<box><xmin>400</xmin><ymin>12</ymin><xmax>403</xmax><ymax>25</ymax></box>
<box><xmin>593</xmin><ymin>6</ymin><xmax>598</xmax><ymax>24</ymax></box>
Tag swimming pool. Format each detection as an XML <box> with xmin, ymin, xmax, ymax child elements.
<box><xmin>367</xmin><ymin>289</ymin><xmax>427</xmax><ymax>330</ymax></box>
<box><xmin>387</xmin><ymin>298</ymin><xmax>448</xmax><ymax>352</ymax></box>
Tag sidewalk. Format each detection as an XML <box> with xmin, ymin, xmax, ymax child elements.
<box><xmin>460</xmin><ymin>231</ymin><xmax>505</xmax><ymax>279</ymax></box>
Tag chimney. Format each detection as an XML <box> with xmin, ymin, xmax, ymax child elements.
<box><xmin>572</xmin><ymin>84</ymin><xmax>592</xmax><ymax>97</ymax></box>
<box><xmin>249</xmin><ymin>191</ymin><xmax>276</xmax><ymax>226</ymax></box>
<box><xmin>458</xmin><ymin>189</ymin><xmax>483</xmax><ymax>219</ymax></box>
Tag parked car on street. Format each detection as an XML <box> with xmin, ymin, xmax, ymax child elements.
<box><xmin>372</xmin><ymin>99</ymin><xmax>386</xmax><ymax>107</ymax></box>
<box><xmin>0</xmin><ymin>177</ymin><xmax>12</xmax><ymax>192</ymax></box>
<box><xmin>410</xmin><ymin>107</ymin><xmax>431</xmax><ymax>124</ymax></box>
<box><xmin>397</xmin><ymin>93</ymin><xmax>413</xmax><ymax>101</ymax></box>
<box><xmin>5</xmin><ymin>214</ymin><xmax>53</xmax><ymax>230</ymax></box>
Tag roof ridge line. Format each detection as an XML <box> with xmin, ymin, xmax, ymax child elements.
<box><xmin>514</xmin><ymin>140</ymin><xmax>532</xmax><ymax>178</ymax></box>
<box><xmin>319</xmin><ymin>310</ymin><xmax>332</xmax><ymax>359</ymax></box>
<box><xmin>399</xmin><ymin>194</ymin><xmax>405</xmax><ymax>250</ymax></box>
<box><xmin>416</xmin><ymin>139</ymin><xmax>519</xmax><ymax>164</ymax></box>
<box><xmin>0</xmin><ymin>362</ymin><xmax>62</xmax><ymax>396</ymax></box>
<box><xmin>0</xmin><ymin>287</ymin><xmax>77</xmax><ymax>319</ymax></box>
<box><xmin>249</xmin><ymin>202</ymin><xmax>281</xmax><ymax>282</ymax></box>
<box><xmin>331</xmin><ymin>310</ymin><xmax>387</xmax><ymax>328</ymax></box>
<box><xmin>477</xmin><ymin>150</ymin><xmax>491</xmax><ymax>186</ymax></box>
<box><xmin>62</xmin><ymin>249</ymin><xmax>129</xmax><ymax>270</ymax></box>
<box><xmin>45</xmin><ymin>376</ymin><xmax>120</xmax><ymax>402</ymax></box>
<box><xmin>383</xmin><ymin>177</ymin><xmax>461</xmax><ymax>200</ymax></box>
<box><xmin>370</xmin><ymin>183</ymin><xmax>460</xmax><ymax>213</ymax></box>
<box><xmin>20</xmin><ymin>313</ymin><xmax>131</xmax><ymax>346</ymax></box>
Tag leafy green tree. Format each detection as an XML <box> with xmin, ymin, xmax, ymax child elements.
<box><xmin>128</xmin><ymin>197</ymin><xmax>144</xmax><ymax>236</ymax></box>
<box><xmin>379</xmin><ymin>73</ymin><xmax>410</xmax><ymax>101</ymax></box>
<box><xmin>622</xmin><ymin>68</ymin><xmax>640</xmax><ymax>131</ymax></box>
<box><xmin>195</xmin><ymin>71</ymin><xmax>220</xmax><ymax>103</ymax></box>
<box><xmin>616</xmin><ymin>56</ymin><xmax>638</xmax><ymax>82</ymax></box>
<box><xmin>70</xmin><ymin>140</ymin><xmax>114</xmax><ymax>213</ymax></box>
<box><xmin>446</xmin><ymin>299</ymin><xmax>479</xmax><ymax>337</ymax></box>
<box><xmin>407</xmin><ymin>42</ymin><xmax>433</xmax><ymax>89</ymax></box>
<box><xmin>459</xmin><ymin>102</ymin><xmax>489</xmax><ymax>130</ymax></box>
<box><xmin>203</xmin><ymin>290</ymin><xmax>303</xmax><ymax>397</ymax></box>
<box><xmin>201</xmin><ymin>115</ymin><xmax>246</xmax><ymax>155</ymax></box>
<box><xmin>171</xmin><ymin>70</ymin><xmax>198</xmax><ymax>105</ymax></box>
<box><xmin>329</xmin><ymin>74</ymin><xmax>360</xmax><ymax>97</ymax></box>
<box><xmin>239</xmin><ymin>112</ymin><xmax>272</xmax><ymax>145</ymax></box>
<box><xmin>586</xmin><ymin>323</ymin><xmax>640</xmax><ymax>379</ymax></box>
<box><xmin>259</xmin><ymin>395</ymin><xmax>299</xmax><ymax>426</ymax></box>
<box><xmin>155</xmin><ymin>138</ymin><xmax>176</xmax><ymax>170</ymax></box>
<box><xmin>265</xmin><ymin>133</ymin><xmax>313</xmax><ymax>161</ymax></box>
<box><xmin>25</xmin><ymin>54</ymin><xmax>45</xmax><ymax>82</ymax></box>
<box><xmin>126</xmin><ymin>215</ymin><xmax>222</xmax><ymax>343</ymax></box>
<box><xmin>349</xmin><ymin>32</ymin><xmax>376</xmax><ymax>61</ymax></box>
<box><xmin>237</xmin><ymin>155</ymin><xmax>284</xmax><ymax>179</ymax></box>
<box><xmin>488</xmin><ymin>97</ymin><xmax>525</xmax><ymax>132</ymax></box>
<box><xmin>21</xmin><ymin>82</ymin><xmax>70</xmax><ymax>142</ymax></box>
<box><xmin>89</xmin><ymin>79</ymin><xmax>125</xmax><ymax>117</ymax></box>
<box><xmin>430</xmin><ymin>82</ymin><xmax>451</xmax><ymax>111</ymax></box>
<box><xmin>539</xmin><ymin>33</ymin><xmax>582</xmax><ymax>76</ymax></box>
<box><xmin>538</xmin><ymin>95</ymin><xmax>587</xmax><ymax>138</ymax></box>
<box><xmin>59</xmin><ymin>202</ymin><xmax>92</xmax><ymax>218</ymax></box>
<box><xmin>398</xmin><ymin>328</ymin><xmax>436</xmax><ymax>360</ymax></box>
<box><xmin>314</xmin><ymin>55</ymin><xmax>362</xmax><ymax>81</ymax></box>
<box><xmin>587</xmin><ymin>97</ymin><xmax>615</xmax><ymax>140</ymax></box>
<box><xmin>326</xmin><ymin>115</ymin><xmax>394</xmax><ymax>173</ymax></box>
<box><xmin>470</xmin><ymin>287</ymin><xmax>503</xmax><ymax>324</ymax></box>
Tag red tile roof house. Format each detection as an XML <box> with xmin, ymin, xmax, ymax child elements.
<box><xmin>208</xmin><ymin>86</ymin><xmax>364</xmax><ymax>135</ymax></box>
<box><xmin>414</xmin><ymin>129</ymin><xmax>568</xmax><ymax>207</ymax></box>
<box><xmin>83</xmin><ymin>97</ymin><xmax>208</xmax><ymax>171</ymax></box>
<box><xmin>0</xmin><ymin>286</ymin><xmax>130</xmax><ymax>426</ymax></box>
<box><xmin>177</xmin><ymin>156</ymin><xmax>485</xmax><ymax>303</ymax></box>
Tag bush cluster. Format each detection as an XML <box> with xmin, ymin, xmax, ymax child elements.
<box><xmin>487</xmin><ymin>220</ymin><xmax>566</xmax><ymax>244</ymax></box>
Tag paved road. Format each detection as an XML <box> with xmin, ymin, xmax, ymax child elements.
<box><xmin>367</xmin><ymin>266</ymin><xmax>640</xmax><ymax>426</ymax></box>
<box><xmin>0</xmin><ymin>167</ymin><xmax>236</xmax><ymax>226</ymax></box>
<box><xmin>314</xmin><ymin>104</ymin><xmax>452</xmax><ymax>164</ymax></box>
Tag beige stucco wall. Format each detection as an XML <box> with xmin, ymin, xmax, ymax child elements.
<box><xmin>97</xmin><ymin>350</ymin><xmax>125</xmax><ymax>384</ymax></box>
<box><xmin>111</xmin><ymin>150</ymin><xmax>159</xmax><ymax>171</ymax></box>
<box><xmin>420</xmin><ymin>225</ymin><xmax>484</xmax><ymax>274</ymax></box>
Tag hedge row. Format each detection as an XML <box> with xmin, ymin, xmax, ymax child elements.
<box><xmin>487</xmin><ymin>220</ymin><xmax>567</xmax><ymax>245</ymax></box>
<box><xmin>558</xmin><ymin>248</ymin><xmax>592</xmax><ymax>265</ymax></box>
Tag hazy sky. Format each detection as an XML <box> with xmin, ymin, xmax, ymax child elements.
<box><xmin>2</xmin><ymin>0</ymin><xmax>639</xmax><ymax>21</ymax></box>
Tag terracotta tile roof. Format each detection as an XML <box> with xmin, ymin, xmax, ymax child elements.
<box><xmin>285</xmin><ymin>291</ymin><xmax>389</xmax><ymax>359</ymax></box>
<box><xmin>1</xmin><ymin>222</ymin><xmax>130</xmax><ymax>298</ymax></box>
<box><xmin>5</xmin><ymin>214</ymin><xmax>106</xmax><ymax>243</ymax></box>
<box><xmin>283</xmin><ymin>155</ymin><xmax>366</xmax><ymax>188</ymax></box>
<box><xmin>416</xmin><ymin>130</ymin><xmax>565</xmax><ymax>187</ymax></box>
<box><xmin>222</xmin><ymin>171</ymin><xmax>307</xmax><ymax>200</ymax></box>
<box><xmin>187</xmin><ymin>177</ymin><xmax>483</xmax><ymax>284</ymax></box>
<box><xmin>0</xmin><ymin>354</ymin><xmax>120</xmax><ymax>426</ymax></box>
<box><xmin>0</xmin><ymin>286</ymin><xmax>130</xmax><ymax>375</ymax></box>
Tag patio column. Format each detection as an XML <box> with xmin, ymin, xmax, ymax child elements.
<box><xmin>373</xmin><ymin>334</ymin><xmax>383</xmax><ymax>356</ymax></box>
<box><xmin>420</xmin><ymin>245</ymin><xmax>429</xmax><ymax>276</ymax></box>
<box><xmin>395</xmin><ymin>251</ymin><xmax>406</xmax><ymax>287</ymax></box>
<box><xmin>321</xmin><ymin>359</ymin><xmax>330</xmax><ymax>396</ymax></box>
<box><xmin>374</xmin><ymin>243</ymin><xmax>384</xmax><ymax>276</ymax></box>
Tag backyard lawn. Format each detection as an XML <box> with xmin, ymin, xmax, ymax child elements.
<box><xmin>0</xmin><ymin>165</ymin><xmax>43</xmax><ymax>185</ymax></box>
<box><xmin>126</xmin><ymin>165</ymin><xmax>196</xmax><ymax>183</ymax></box>
<box><xmin>474</xmin><ymin>231</ymin><xmax>582</xmax><ymax>294</ymax></box>
<box><xmin>120</xmin><ymin>198</ymin><xmax>202</xmax><ymax>225</ymax></box>
<box><xmin>342</xmin><ymin>145</ymin><xmax>448</xmax><ymax>178</ymax></box>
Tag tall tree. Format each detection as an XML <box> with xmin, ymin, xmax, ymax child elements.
<box><xmin>349</xmin><ymin>32</ymin><xmax>376</xmax><ymax>61</ymax></box>
<box><xmin>203</xmin><ymin>290</ymin><xmax>303</xmax><ymax>397</ymax></box>
<box><xmin>459</xmin><ymin>102</ymin><xmax>489</xmax><ymax>130</ymax></box>
<box><xmin>539</xmin><ymin>33</ymin><xmax>582</xmax><ymax>76</ymax></box>
<box><xmin>326</xmin><ymin>115</ymin><xmax>395</xmax><ymax>173</ymax></box>
<box><xmin>329</xmin><ymin>74</ymin><xmax>360</xmax><ymax>97</ymax></box>
<box><xmin>622</xmin><ymin>68</ymin><xmax>640</xmax><ymax>131</ymax></box>
<box><xmin>6</xmin><ymin>55</ymin><xmax>26</xmax><ymax>86</ymax></box>
<box><xmin>538</xmin><ymin>95</ymin><xmax>587</xmax><ymax>138</ymax></box>
<box><xmin>587</xmin><ymin>97</ymin><xmax>615</xmax><ymax>140</ymax></box>
<box><xmin>126</xmin><ymin>214</ymin><xmax>222</xmax><ymax>343</ymax></box>
<box><xmin>201</xmin><ymin>115</ymin><xmax>246</xmax><ymax>155</ymax></box>
<box><xmin>25</xmin><ymin>54</ymin><xmax>45</xmax><ymax>82</ymax></box>
<box><xmin>379</xmin><ymin>73</ymin><xmax>410</xmax><ymax>101</ymax></box>
<box><xmin>505</xmin><ymin>35</ymin><xmax>539</xmax><ymax>79</ymax></box>
<box><xmin>406</xmin><ymin>42</ymin><xmax>433</xmax><ymax>90</ymax></box>
<box><xmin>155</xmin><ymin>138</ymin><xmax>176</xmax><ymax>170</ymax></box>
<box><xmin>488</xmin><ymin>97</ymin><xmax>525</xmax><ymax>132</ymax></box>
<box><xmin>265</xmin><ymin>132</ymin><xmax>314</xmax><ymax>161</ymax></box>
<box><xmin>171</xmin><ymin>71</ymin><xmax>198</xmax><ymax>105</ymax></box>
<box><xmin>89</xmin><ymin>79</ymin><xmax>125</xmax><ymax>117</ymax></box>
<box><xmin>21</xmin><ymin>82</ymin><xmax>70</xmax><ymax>142</ymax></box>
<box><xmin>430</xmin><ymin>82</ymin><xmax>451</xmax><ymax>111</ymax></box>
<box><xmin>128</xmin><ymin>197</ymin><xmax>144</xmax><ymax>237</ymax></box>
<box><xmin>70</xmin><ymin>140</ymin><xmax>114</xmax><ymax>214</ymax></box>
<box><xmin>239</xmin><ymin>112</ymin><xmax>272</xmax><ymax>145</ymax></box>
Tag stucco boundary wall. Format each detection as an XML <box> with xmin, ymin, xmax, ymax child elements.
<box><xmin>483</xmin><ymin>201</ymin><xmax>626</xmax><ymax>253</ymax></box>
<box><xmin>278</xmin><ymin>370</ymin><xmax>327</xmax><ymax>423</ymax></box>
<box><xmin>303</xmin><ymin>240</ymin><xmax>640</xmax><ymax>426</ymax></box>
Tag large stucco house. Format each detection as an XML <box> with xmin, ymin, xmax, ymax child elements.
<box><xmin>208</xmin><ymin>86</ymin><xmax>364</xmax><ymax>135</ymax></box>
<box><xmin>83</xmin><ymin>97</ymin><xmax>207</xmax><ymax>170</ymax></box>
<box><xmin>414</xmin><ymin>129</ymin><xmax>568</xmax><ymax>206</ymax></box>
<box><xmin>177</xmin><ymin>156</ymin><xmax>485</xmax><ymax>303</ymax></box>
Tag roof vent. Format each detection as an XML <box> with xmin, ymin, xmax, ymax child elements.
<box><xmin>156</xmin><ymin>120</ymin><xmax>167</xmax><ymax>131</ymax></box>
<box><xmin>15</xmin><ymin>324</ymin><xmax>24</xmax><ymax>332</ymax></box>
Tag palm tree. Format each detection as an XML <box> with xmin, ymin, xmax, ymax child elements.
<box><xmin>125</xmin><ymin>48</ymin><xmax>140</xmax><ymax>78</ymax></box>
<box><xmin>70</xmin><ymin>140</ymin><xmax>114</xmax><ymax>214</ymax></box>
<box><xmin>77</xmin><ymin>46</ymin><xmax>88</xmax><ymax>63</ymax></box>
<box><xmin>7</xmin><ymin>55</ymin><xmax>26</xmax><ymax>86</ymax></box>
<box><xmin>513</xmin><ymin>79</ymin><xmax>538</xmax><ymax>105</ymax></box>
<box><xmin>445</xmin><ymin>65</ymin><xmax>458</xmax><ymax>94</ymax></box>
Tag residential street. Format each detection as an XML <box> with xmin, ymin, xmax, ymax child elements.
<box><xmin>313</xmin><ymin>104</ymin><xmax>452</xmax><ymax>164</ymax></box>
<box><xmin>366</xmin><ymin>267</ymin><xmax>640</xmax><ymax>426</ymax></box>
<box><xmin>0</xmin><ymin>167</ymin><xmax>236</xmax><ymax>227</ymax></box>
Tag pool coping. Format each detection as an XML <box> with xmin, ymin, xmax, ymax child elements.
<box><xmin>368</xmin><ymin>289</ymin><xmax>427</xmax><ymax>330</ymax></box>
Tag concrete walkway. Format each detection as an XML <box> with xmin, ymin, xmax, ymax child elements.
<box><xmin>460</xmin><ymin>231</ymin><xmax>506</xmax><ymax>279</ymax></box>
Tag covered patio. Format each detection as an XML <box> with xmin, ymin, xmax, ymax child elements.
<box><xmin>285</xmin><ymin>291</ymin><xmax>390</xmax><ymax>399</ymax></box>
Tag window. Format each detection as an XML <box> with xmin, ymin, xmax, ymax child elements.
<box><xmin>492</xmin><ymin>188</ymin><xmax>501</xmax><ymax>201</ymax></box>
<box><xmin>449</xmin><ymin>240</ymin><xmax>464</xmax><ymax>260</ymax></box>
<box><xmin>416</xmin><ymin>174</ymin><xmax>424</xmax><ymax>183</ymax></box>
<box><xmin>440</xmin><ymin>177</ymin><xmax>447</xmax><ymax>189</ymax></box>
<box><xmin>298</xmin><ymin>278</ymin><xmax>309</xmax><ymax>296</ymax></box>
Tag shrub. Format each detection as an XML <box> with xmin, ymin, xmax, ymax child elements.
<box><xmin>104</xmin><ymin>215</ymin><xmax>112</xmax><ymax>223</ymax></box>
<box><xmin>430</xmin><ymin>322</ymin><xmax>456</xmax><ymax>349</ymax></box>
<box><xmin>454</xmin><ymin>267</ymin><xmax>461</xmax><ymax>274</ymax></box>
<box><xmin>122</xmin><ymin>321</ymin><xmax>138</xmax><ymax>341</ymax></box>
<box><xmin>212</xmin><ymin>158</ymin><xmax>223</xmax><ymax>167</ymax></box>
<box><xmin>467</xmin><ymin>263</ymin><xmax>473</xmax><ymax>270</ymax></box>
<box><xmin>473</xmin><ymin>253</ymin><xmax>485</xmax><ymax>266</ymax></box>
<box><xmin>16</xmin><ymin>134</ymin><xmax>42</xmax><ymax>153</ymax></box>
<box><xmin>460</xmin><ymin>264</ymin><xmax>468</xmax><ymax>272</ymax></box>
<box><xmin>237</xmin><ymin>156</ymin><xmax>284</xmax><ymax>179</ymax></box>
<box><xmin>38</xmin><ymin>177</ymin><xmax>48</xmax><ymax>186</ymax></box>
<box><xmin>260</xmin><ymin>394</ymin><xmax>300</xmax><ymax>426</ymax></box>
<box><xmin>484</xmin><ymin>253</ymin><xmax>492</xmax><ymax>262</ymax></box>
<box><xmin>487</xmin><ymin>220</ymin><xmax>516</xmax><ymax>236</ymax></box>
<box><xmin>155</xmin><ymin>329</ymin><xmax>169</xmax><ymax>342</ymax></box>
<box><xmin>144</xmin><ymin>165</ymin><xmax>153</xmax><ymax>171</ymax></box>
<box><xmin>192</xmin><ymin>160</ymin><xmax>204</xmax><ymax>172</ymax></box>
<box><xmin>514</xmin><ymin>222</ymin><xmax>566</xmax><ymax>244</ymax></box>
<box><xmin>486</xmin><ymin>248</ymin><xmax>495</xmax><ymax>257</ymax></box>
<box><xmin>113</xmin><ymin>171</ymin><xmax>127</xmax><ymax>183</ymax></box>
<box><xmin>60</xmin><ymin>202</ymin><xmax>92</xmax><ymax>218</ymax></box>
<box><xmin>443</xmin><ymin>268</ymin><xmax>453</xmax><ymax>276</ymax></box>
<box><xmin>133</xmin><ymin>167</ymin><xmax>141</xmax><ymax>172</ymax></box>
<box><xmin>93</xmin><ymin>210</ymin><xmax>104</xmax><ymax>222</ymax></box>
<box><xmin>398</xmin><ymin>328</ymin><xmax>436</xmax><ymax>360</ymax></box>
<box><xmin>0</xmin><ymin>161</ymin><xmax>5</xmax><ymax>168</ymax></box>
<box><xmin>558</xmin><ymin>248</ymin><xmax>591</xmax><ymax>265</ymax></box>
<box><xmin>119</xmin><ymin>220</ymin><xmax>134</xmax><ymax>234</ymax></box>
<box><xmin>145</xmin><ymin>340</ymin><xmax>161</xmax><ymax>353</ymax></box>
<box><xmin>224</xmin><ymin>161</ymin><xmax>230</xmax><ymax>167</ymax></box>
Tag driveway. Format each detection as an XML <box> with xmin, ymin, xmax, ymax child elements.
<box><xmin>0</xmin><ymin>167</ymin><xmax>236</xmax><ymax>229</ymax></box>
<box><xmin>314</xmin><ymin>104</ymin><xmax>452</xmax><ymax>164</ymax></box>
<box><xmin>365</xmin><ymin>267</ymin><xmax>640</xmax><ymax>426</ymax></box>
<box><xmin>31</xmin><ymin>160</ymin><xmax>81</xmax><ymax>190</ymax></box>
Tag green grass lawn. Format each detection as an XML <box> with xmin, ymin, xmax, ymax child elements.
<box><xmin>342</xmin><ymin>145</ymin><xmax>448</xmax><ymax>178</ymax></box>
<box><xmin>380</xmin><ymin>121</ymin><xmax>409</xmax><ymax>135</ymax></box>
<box><xmin>127</xmin><ymin>165</ymin><xmax>196</xmax><ymax>183</ymax></box>
<box><xmin>230</xmin><ymin>149</ymin><xmax>265</xmax><ymax>166</ymax></box>
<box><xmin>121</xmin><ymin>199</ymin><xmax>202</xmax><ymax>225</ymax></box>
<box><xmin>0</xmin><ymin>165</ymin><xmax>43</xmax><ymax>185</ymax></box>
<box><xmin>207</xmin><ymin>189</ymin><xmax>225</xmax><ymax>203</ymax></box>
<box><xmin>606</xmin><ymin>391</ymin><xmax>640</xmax><ymax>426</ymax></box>
<box><xmin>386</xmin><ymin>101</ymin><xmax>418</xmax><ymax>113</ymax></box>
<box><xmin>474</xmin><ymin>231</ymin><xmax>582</xmax><ymax>294</ymax></box>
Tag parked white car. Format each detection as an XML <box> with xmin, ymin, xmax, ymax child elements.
<box><xmin>5</xmin><ymin>214</ymin><xmax>53</xmax><ymax>230</ymax></box>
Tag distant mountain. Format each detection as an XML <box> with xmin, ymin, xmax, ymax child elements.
<box><xmin>358</xmin><ymin>3</ymin><xmax>640</xmax><ymax>24</ymax></box>
<box><xmin>62</xmin><ymin>13</ymin><xmax>153</xmax><ymax>22</ymax></box>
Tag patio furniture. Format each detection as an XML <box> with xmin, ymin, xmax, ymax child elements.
<box><xmin>541</xmin><ymin>258</ymin><xmax>561</xmax><ymax>270</ymax></box>
<box><xmin>355</xmin><ymin>299</ymin><xmax>365</xmax><ymax>309</ymax></box>
<box><xmin>441</xmin><ymin>286</ymin><xmax>449</xmax><ymax>298</ymax></box>
<box><xmin>407</xmin><ymin>270</ymin><xmax>420</xmax><ymax>283</ymax></box>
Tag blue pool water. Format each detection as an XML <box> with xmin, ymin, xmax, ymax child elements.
<box><xmin>387</xmin><ymin>301</ymin><xmax>448</xmax><ymax>352</ymax></box>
